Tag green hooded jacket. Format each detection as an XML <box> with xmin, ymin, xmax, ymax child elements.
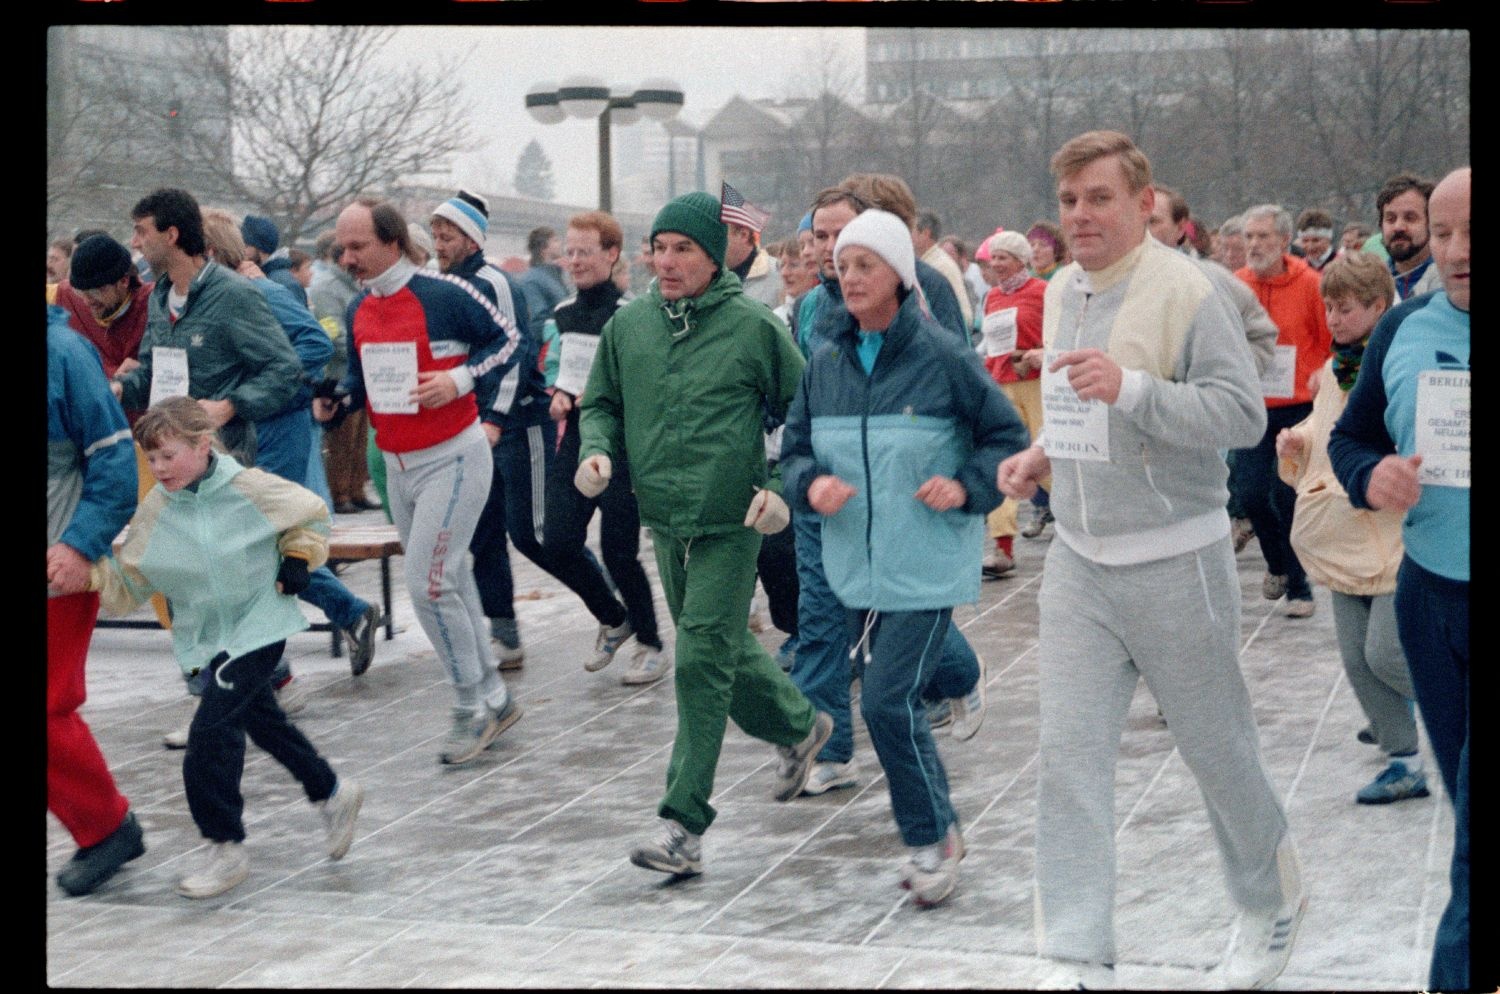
<box><xmin>579</xmin><ymin>269</ymin><xmax>804</xmax><ymax>537</ymax></box>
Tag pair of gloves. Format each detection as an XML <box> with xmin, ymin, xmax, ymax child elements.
<box><xmin>574</xmin><ymin>455</ymin><xmax>789</xmax><ymax>535</ymax></box>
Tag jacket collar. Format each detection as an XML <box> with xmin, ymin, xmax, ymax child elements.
<box><xmin>833</xmin><ymin>287</ymin><xmax>925</xmax><ymax>366</ymax></box>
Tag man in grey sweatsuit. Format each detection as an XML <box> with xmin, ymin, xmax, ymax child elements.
<box><xmin>998</xmin><ymin>131</ymin><xmax>1304</xmax><ymax>992</ymax></box>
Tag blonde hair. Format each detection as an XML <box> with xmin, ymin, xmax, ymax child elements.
<box><xmin>200</xmin><ymin>208</ymin><xmax>247</xmax><ymax>270</ymax></box>
<box><xmin>133</xmin><ymin>396</ymin><xmax>221</xmax><ymax>452</ymax></box>
<box><xmin>1050</xmin><ymin>130</ymin><xmax>1153</xmax><ymax>193</ymax></box>
<box><xmin>1320</xmin><ymin>251</ymin><xmax>1397</xmax><ymax>308</ymax></box>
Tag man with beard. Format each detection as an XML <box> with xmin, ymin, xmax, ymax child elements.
<box><xmin>1375</xmin><ymin>173</ymin><xmax>1435</xmax><ymax>300</ymax></box>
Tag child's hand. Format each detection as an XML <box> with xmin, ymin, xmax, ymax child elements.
<box><xmin>276</xmin><ymin>557</ymin><xmax>311</xmax><ymax>595</ymax></box>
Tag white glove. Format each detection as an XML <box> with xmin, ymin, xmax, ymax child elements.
<box><xmin>744</xmin><ymin>487</ymin><xmax>790</xmax><ymax>535</ymax></box>
<box><xmin>575</xmin><ymin>454</ymin><xmax>612</xmax><ymax>498</ymax></box>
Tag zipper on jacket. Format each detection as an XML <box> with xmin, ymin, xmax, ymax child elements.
<box><xmin>1140</xmin><ymin>442</ymin><xmax>1174</xmax><ymax>514</ymax></box>
<box><xmin>1071</xmin><ymin>292</ymin><xmax>1093</xmax><ymax>534</ymax></box>
<box><xmin>194</xmin><ymin>491</ymin><xmax>229</xmax><ymax>679</ymax></box>
<box><xmin>860</xmin><ymin>361</ymin><xmax>874</xmax><ymax>568</ymax></box>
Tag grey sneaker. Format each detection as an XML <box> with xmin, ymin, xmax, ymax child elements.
<box><xmin>950</xmin><ymin>653</ymin><xmax>987</xmax><ymax>741</ymax></box>
<box><xmin>343</xmin><ymin>605</ymin><xmax>381</xmax><ymax>676</ymax></box>
<box><xmin>275</xmin><ymin>677</ymin><xmax>309</xmax><ymax>716</ymax></box>
<box><xmin>926</xmin><ymin>699</ymin><xmax>953</xmax><ymax>729</ymax></box>
<box><xmin>1355</xmin><ymin>759</ymin><xmax>1430</xmax><ymax>804</ymax></box>
<box><xmin>491</xmin><ymin>617</ymin><xmax>524</xmax><ymax>671</ymax></box>
<box><xmin>1262</xmin><ymin>573</ymin><xmax>1288</xmax><ymax>600</ymax></box>
<box><xmin>773</xmin><ymin>711</ymin><xmax>834</xmax><ymax>801</ymax></box>
<box><xmin>585</xmin><ymin>619</ymin><xmax>633</xmax><ymax>672</ymax></box>
<box><xmin>1022</xmin><ymin>506</ymin><xmax>1054</xmax><ymax>539</ymax></box>
<box><xmin>801</xmin><ymin>759</ymin><xmax>859</xmax><ymax>796</ymax></box>
<box><xmin>899</xmin><ymin>821</ymin><xmax>965</xmax><ymax>889</ymax></box>
<box><xmin>57</xmin><ymin>810</ymin><xmax>145</xmax><ymax>897</ymax></box>
<box><xmin>900</xmin><ymin>822</ymin><xmax>965</xmax><ymax>908</ymax></box>
<box><xmin>1231</xmin><ymin>517</ymin><xmax>1256</xmax><ymax>554</ymax></box>
<box><xmin>438</xmin><ymin>698</ymin><xmax>523</xmax><ymax>767</ymax></box>
<box><xmin>622</xmin><ymin>644</ymin><xmax>671</xmax><ymax>685</ymax></box>
<box><xmin>1283</xmin><ymin>597</ymin><xmax>1315</xmax><ymax>618</ymax></box>
<box><xmin>1221</xmin><ymin>847</ymin><xmax>1306</xmax><ymax>990</ymax></box>
<box><xmin>981</xmin><ymin>548</ymin><xmax>1015</xmax><ymax>579</ymax></box>
<box><xmin>176</xmin><ymin>841</ymin><xmax>249</xmax><ymax>899</ymax></box>
<box><xmin>629</xmin><ymin>818</ymin><xmax>702</xmax><ymax>876</ymax></box>
<box><xmin>318</xmin><ymin>778</ymin><xmax>363</xmax><ymax>860</ymax></box>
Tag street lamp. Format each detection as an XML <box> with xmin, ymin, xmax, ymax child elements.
<box><xmin>525</xmin><ymin>77</ymin><xmax>683</xmax><ymax>213</ymax></box>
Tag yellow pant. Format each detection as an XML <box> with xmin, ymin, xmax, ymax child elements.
<box><xmin>987</xmin><ymin>378</ymin><xmax>1051</xmax><ymax>540</ymax></box>
<box><xmin>135</xmin><ymin>444</ymin><xmax>173</xmax><ymax>629</ymax></box>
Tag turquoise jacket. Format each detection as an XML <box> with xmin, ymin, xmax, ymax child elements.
<box><xmin>90</xmin><ymin>453</ymin><xmax>329</xmax><ymax>677</ymax></box>
<box><xmin>781</xmin><ymin>291</ymin><xmax>1028</xmax><ymax>611</ymax></box>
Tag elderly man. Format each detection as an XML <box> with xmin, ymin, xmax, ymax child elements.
<box><xmin>1235</xmin><ymin>204</ymin><xmax>1333</xmax><ymax>618</ymax></box>
<box><xmin>998</xmin><ymin>131</ymin><xmax>1302</xmax><ymax>991</ymax></box>
<box><xmin>578</xmin><ymin>191</ymin><xmax>830</xmax><ymax>876</ymax></box>
<box><xmin>1294</xmin><ymin>208</ymin><xmax>1337</xmax><ymax>271</ymax></box>
<box><xmin>1330</xmin><ymin>166</ymin><xmax>1470</xmax><ymax>994</ymax></box>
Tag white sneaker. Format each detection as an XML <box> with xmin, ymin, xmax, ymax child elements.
<box><xmin>275</xmin><ymin>678</ymin><xmax>309</xmax><ymax>716</ymax></box>
<box><xmin>1221</xmin><ymin>844</ymin><xmax>1307</xmax><ymax>990</ymax></box>
<box><xmin>163</xmin><ymin>725</ymin><xmax>191</xmax><ymax>750</ymax></box>
<box><xmin>585</xmin><ymin>620</ymin><xmax>633</xmax><ymax>672</ymax></box>
<box><xmin>1035</xmin><ymin>958</ymin><xmax>1116</xmax><ymax>990</ymax></box>
<box><xmin>176</xmin><ymin>841</ymin><xmax>250</xmax><ymax>899</ymax></box>
<box><xmin>950</xmin><ymin>652</ymin><xmax>987</xmax><ymax>741</ymax></box>
<box><xmin>622</xmin><ymin>644</ymin><xmax>671</xmax><ymax>685</ymax></box>
<box><xmin>318</xmin><ymin>778</ymin><xmax>364</xmax><ymax>860</ymax></box>
<box><xmin>801</xmin><ymin>759</ymin><xmax>859</xmax><ymax>796</ymax></box>
<box><xmin>900</xmin><ymin>822</ymin><xmax>965</xmax><ymax>908</ymax></box>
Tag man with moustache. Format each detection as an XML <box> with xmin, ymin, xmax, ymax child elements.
<box><xmin>1375</xmin><ymin>173</ymin><xmax>1436</xmax><ymax>300</ymax></box>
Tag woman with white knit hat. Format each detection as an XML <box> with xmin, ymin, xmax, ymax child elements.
<box><xmin>780</xmin><ymin>209</ymin><xmax>1030</xmax><ymax>907</ymax></box>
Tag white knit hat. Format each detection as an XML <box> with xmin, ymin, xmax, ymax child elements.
<box><xmin>834</xmin><ymin>209</ymin><xmax>917</xmax><ymax>290</ymax></box>
<box><xmin>986</xmin><ymin>230</ymin><xmax>1033</xmax><ymax>267</ymax></box>
<box><xmin>431</xmin><ymin>189</ymin><xmax>489</xmax><ymax>248</ymax></box>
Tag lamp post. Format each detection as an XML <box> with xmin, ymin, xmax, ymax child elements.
<box><xmin>525</xmin><ymin>77</ymin><xmax>683</xmax><ymax>213</ymax></box>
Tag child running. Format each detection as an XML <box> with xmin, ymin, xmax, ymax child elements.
<box><xmin>88</xmin><ymin>396</ymin><xmax>363</xmax><ymax>899</ymax></box>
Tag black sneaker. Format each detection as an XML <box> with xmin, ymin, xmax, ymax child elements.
<box><xmin>57</xmin><ymin>810</ymin><xmax>145</xmax><ymax>896</ymax></box>
<box><xmin>344</xmin><ymin>605</ymin><xmax>381</xmax><ymax>676</ymax></box>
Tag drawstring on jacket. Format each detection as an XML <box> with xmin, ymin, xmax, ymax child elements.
<box><xmin>848</xmin><ymin>610</ymin><xmax>879</xmax><ymax>667</ymax></box>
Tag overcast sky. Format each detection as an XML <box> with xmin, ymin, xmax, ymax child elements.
<box><xmin>368</xmin><ymin>27</ymin><xmax>865</xmax><ymax>206</ymax></box>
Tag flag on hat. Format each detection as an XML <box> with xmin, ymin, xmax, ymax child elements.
<box><xmin>720</xmin><ymin>181</ymin><xmax>771</xmax><ymax>233</ymax></box>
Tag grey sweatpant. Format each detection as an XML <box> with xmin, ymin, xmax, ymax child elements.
<box><xmin>386</xmin><ymin>423</ymin><xmax>508</xmax><ymax>715</ymax></box>
<box><xmin>1035</xmin><ymin>536</ymin><xmax>1297</xmax><ymax>965</ymax></box>
<box><xmin>1331</xmin><ymin>591</ymin><xmax>1417</xmax><ymax>757</ymax></box>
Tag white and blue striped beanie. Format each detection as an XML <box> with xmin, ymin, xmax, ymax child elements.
<box><xmin>431</xmin><ymin>189</ymin><xmax>489</xmax><ymax>247</ymax></box>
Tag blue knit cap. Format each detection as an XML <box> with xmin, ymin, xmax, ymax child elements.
<box><xmin>241</xmin><ymin>215</ymin><xmax>279</xmax><ymax>255</ymax></box>
<box><xmin>431</xmin><ymin>190</ymin><xmax>489</xmax><ymax>248</ymax></box>
<box><xmin>797</xmin><ymin>211</ymin><xmax>813</xmax><ymax>234</ymax></box>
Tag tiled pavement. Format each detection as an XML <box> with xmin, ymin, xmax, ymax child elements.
<box><xmin>46</xmin><ymin>512</ymin><xmax>1450</xmax><ymax>988</ymax></box>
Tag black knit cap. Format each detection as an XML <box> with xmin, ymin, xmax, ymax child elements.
<box><xmin>69</xmin><ymin>234</ymin><xmax>134</xmax><ymax>291</ymax></box>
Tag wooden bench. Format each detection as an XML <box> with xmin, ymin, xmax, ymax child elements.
<box><xmin>97</xmin><ymin>523</ymin><xmax>403</xmax><ymax>658</ymax></box>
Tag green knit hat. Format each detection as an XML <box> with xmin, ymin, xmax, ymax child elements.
<box><xmin>649</xmin><ymin>191</ymin><xmax>727</xmax><ymax>269</ymax></box>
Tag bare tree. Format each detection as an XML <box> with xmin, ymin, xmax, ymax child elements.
<box><xmin>178</xmin><ymin>26</ymin><xmax>474</xmax><ymax>245</ymax></box>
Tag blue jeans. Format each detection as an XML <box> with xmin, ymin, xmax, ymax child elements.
<box><xmin>791</xmin><ymin>508</ymin><xmax>982</xmax><ymax>766</ymax></box>
<box><xmin>1394</xmin><ymin>556</ymin><xmax>1469</xmax><ymax>991</ymax></box>
<box><xmin>1234</xmin><ymin>405</ymin><xmax>1312</xmax><ymax>599</ymax></box>
<box><xmin>849</xmin><ymin>608</ymin><xmax>963</xmax><ymax>848</ymax></box>
<box><xmin>306</xmin><ymin>419</ymin><xmax>334</xmax><ymax>517</ymax></box>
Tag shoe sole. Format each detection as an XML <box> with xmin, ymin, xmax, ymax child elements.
<box><xmin>440</xmin><ymin>704</ymin><xmax>523</xmax><ymax>766</ymax></box>
<box><xmin>910</xmin><ymin>874</ymin><xmax>957</xmax><ymax>907</ymax></box>
<box><xmin>774</xmin><ymin>713</ymin><xmax>834</xmax><ymax>802</ymax></box>
<box><xmin>326</xmin><ymin>783</ymin><xmax>364</xmax><ymax>860</ymax></box>
<box><xmin>621</xmin><ymin>661</ymin><xmax>672</xmax><ymax>686</ymax></box>
<box><xmin>347</xmin><ymin>609</ymin><xmax>381</xmax><ymax>677</ymax></box>
<box><xmin>800</xmin><ymin>775</ymin><xmax>857</xmax><ymax>796</ymax></box>
<box><xmin>584</xmin><ymin>634</ymin><xmax>632</xmax><ymax>672</ymax></box>
<box><xmin>629</xmin><ymin>851</ymin><xmax>702</xmax><ymax>876</ymax></box>
<box><xmin>495</xmin><ymin>643</ymin><xmax>525</xmax><ymax>672</ymax></box>
<box><xmin>1356</xmin><ymin>785</ymin><xmax>1430</xmax><ymax>804</ymax></box>
<box><xmin>176</xmin><ymin>863</ymin><xmax>249</xmax><ymax>899</ymax></box>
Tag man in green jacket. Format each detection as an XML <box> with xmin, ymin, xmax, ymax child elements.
<box><xmin>578</xmin><ymin>192</ymin><xmax>832</xmax><ymax>876</ymax></box>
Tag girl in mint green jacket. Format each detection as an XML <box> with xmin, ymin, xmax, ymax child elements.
<box><xmin>88</xmin><ymin>397</ymin><xmax>362</xmax><ymax>900</ymax></box>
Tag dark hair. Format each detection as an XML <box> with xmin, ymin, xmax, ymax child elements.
<box><xmin>1295</xmin><ymin>208</ymin><xmax>1334</xmax><ymax>232</ymax></box>
<box><xmin>288</xmin><ymin>247</ymin><xmax>312</xmax><ymax>269</ymax></box>
<box><xmin>1152</xmin><ymin>184</ymin><xmax>1190</xmax><ymax>225</ymax></box>
<box><xmin>130</xmin><ymin>188</ymin><xmax>206</xmax><ymax>257</ymax></box>
<box><xmin>939</xmin><ymin>235</ymin><xmax>968</xmax><ymax>261</ymax></box>
<box><xmin>916</xmin><ymin>211</ymin><xmax>942</xmax><ymax>238</ymax></box>
<box><xmin>314</xmin><ymin>229</ymin><xmax>340</xmax><ymax>262</ymax></box>
<box><xmin>810</xmin><ymin>185</ymin><xmax>869</xmax><ymax>218</ymax></box>
<box><xmin>355</xmin><ymin>196</ymin><xmax>411</xmax><ymax>254</ymax></box>
<box><xmin>1375</xmin><ymin>173</ymin><xmax>1435</xmax><ymax>217</ymax></box>
<box><xmin>73</xmin><ymin>229</ymin><xmax>110</xmax><ymax>247</ymax></box>
<box><xmin>527</xmin><ymin>226</ymin><xmax>556</xmax><ymax>265</ymax></box>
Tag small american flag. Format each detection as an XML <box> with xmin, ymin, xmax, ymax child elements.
<box><xmin>720</xmin><ymin>181</ymin><xmax>772</xmax><ymax>233</ymax></box>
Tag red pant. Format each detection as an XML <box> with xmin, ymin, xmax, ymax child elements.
<box><xmin>48</xmin><ymin>592</ymin><xmax>129</xmax><ymax>848</ymax></box>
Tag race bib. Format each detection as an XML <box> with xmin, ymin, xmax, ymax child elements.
<box><xmin>981</xmin><ymin>307</ymin><xmax>1019</xmax><ymax>357</ymax></box>
<box><xmin>555</xmin><ymin>332</ymin><xmax>601</xmax><ymax>397</ymax></box>
<box><xmin>361</xmin><ymin>342</ymin><xmax>419</xmax><ymax>415</ymax></box>
<box><xmin>148</xmin><ymin>347</ymin><xmax>190</xmax><ymax>408</ymax></box>
<box><xmin>1414</xmin><ymin>370</ymin><xmax>1469</xmax><ymax>488</ymax></box>
<box><xmin>1260</xmin><ymin>344</ymin><xmax>1297</xmax><ymax>399</ymax></box>
<box><xmin>1040</xmin><ymin>348</ymin><xmax>1109</xmax><ymax>462</ymax></box>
